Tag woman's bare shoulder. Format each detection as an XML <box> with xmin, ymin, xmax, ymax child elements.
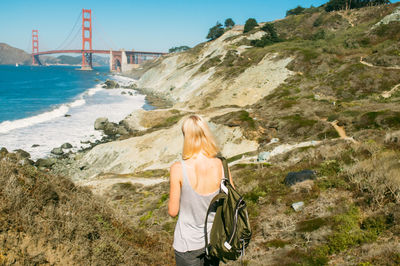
<box><xmin>170</xmin><ymin>161</ymin><xmax>182</xmax><ymax>172</ymax></box>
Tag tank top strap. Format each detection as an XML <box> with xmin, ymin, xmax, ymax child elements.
<box><xmin>180</xmin><ymin>160</ymin><xmax>189</xmax><ymax>186</ymax></box>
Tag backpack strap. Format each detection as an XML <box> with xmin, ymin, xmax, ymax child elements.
<box><xmin>204</xmin><ymin>192</ymin><xmax>226</xmax><ymax>256</ymax></box>
<box><xmin>216</xmin><ymin>156</ymin><xmax>231</xmax><ymax>186</ymax></box>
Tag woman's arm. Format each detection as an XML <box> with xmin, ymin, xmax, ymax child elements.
<box><xmin>168</xmin><ymin>162</ymin><xmax>182</xmax><ymax>217</ymax></box>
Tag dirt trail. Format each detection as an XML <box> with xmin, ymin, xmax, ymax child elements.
<box><xmin>330</xmin><ymin>120</ymin><xmax>358</xmax><ymax>143</ymax></box>
<box><xmin>77</xmin><ymin>177</ymin><xmax>166</xmax><ymax>195</ymax></box>
<box><xmin>382</xmin><ymin>83</ymin><xmax>400</xmax><ymax>98</ymax></box>
<box><xmin>359</xmin><ymin>57</ymin><xmax>400</xmax><ymax>98</ymax></box>
<box><xmin>360</xmin><ymin>57</ymin><xmax>400</xmax><ymax>70</ymax></box>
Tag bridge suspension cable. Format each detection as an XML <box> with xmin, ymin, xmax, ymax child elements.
<box><xmin>55</xmin><ymin>11</ymin><xmax>82</xmax><ymax>50</ymax></box>
<box><xmin>92</xmin><ymin>14</ymin><xmax>118</xmax><ymax>50</ymax></box>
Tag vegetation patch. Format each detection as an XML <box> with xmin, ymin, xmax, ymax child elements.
<box><xmin>296</xmin><ymin>217</ymin><xmax>328</xmax><ymax>232</ymax></box>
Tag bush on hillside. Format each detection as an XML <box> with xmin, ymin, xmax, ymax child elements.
<box><xmin>325</xmin><ymin>0</ymin><xmax>391</xmax><ymax>12</ymax></box>
<box><xmin>251</xmin><ymin>23</ymin><xmax>282</xmax><ymax>47</ymax></box>
<box><xmin>168</xmin><ymin>46</ymin><xmax>190</xmax><ymax>53</ymax></box>
<box><xmin>286</xmin><ymin>5</ymin><xmax>306</xmax><ymax>16</ymax></box>
<box><xmin>243</xmin><ymin>18</ymin><xmax>258</xmax><ymax>33</ymax></box>
<box><xmin>206</xmin><ymin>22</ymin><xmax>225</xmax><ymax>41</ymax></box>
<box><xmin>224</xmin><ymin>18</ymin><xmax>235</xmax><ymax>28</ymax></box>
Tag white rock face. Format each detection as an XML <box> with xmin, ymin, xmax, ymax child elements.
<box><xmin>135</xmin><ymin>26</ymin><xmax>294</xmax><ymax>109</ymax></box>
<box><xmin>74</xmin><ymin>112</ymin><xmax>258</xmax><ymax>180</ymax></box>
<box><xmin>373</xmin><ymin>6</ymin><xmax>400</xmax><ymax>28</ymax></box>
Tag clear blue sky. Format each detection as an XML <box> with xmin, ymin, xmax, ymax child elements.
<box><xmin>1</xmin><ymin>0</ymin><xmax>398</xmax><ymax>53</ymax></box>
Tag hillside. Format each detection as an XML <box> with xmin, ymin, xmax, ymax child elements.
<box><xmin>2</xmin><ymin>2</ymin><xmax>400</xmax><ymax>265</ymax></box>
<box><xmin>0</xmin><ymin>43</ymin><xmax>108</xmax><ymax>65</ymax></box>
<box><xmin>0</xmin><ymin>43</ymin><xmax>31</xmax><ymax>65</ymax></box>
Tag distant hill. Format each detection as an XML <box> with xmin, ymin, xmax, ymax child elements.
<box><xmin>0</xmin><ymin>43</ymin><xmax>31</xmax><ymax>65</ymax></box>
<box><xmin>56</xmin><ymin>55</ymin><xmax>109</xmax><ymax>66</ymax></box>
<box><xmin>0</xmin><ymin>43</ymin><xmax>109</xmax><ymax>66</ymax></box>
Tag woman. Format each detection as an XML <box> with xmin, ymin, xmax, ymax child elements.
<box><xmin>168</xmin><ymin>115</ymin><xmax>233</xmax><ymax>266</ymax></box>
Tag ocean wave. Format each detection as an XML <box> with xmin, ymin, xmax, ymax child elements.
<box><xmin>0</xmin><ymin>105</ymin><xmax>70</xmax><ymax>134</ymax></box>
<box><xmin>0</xmin><ymin>84</ymin><xmax>105</xmax><ymax>134</ymax></box>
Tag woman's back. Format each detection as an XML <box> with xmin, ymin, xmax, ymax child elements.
<box><xmin>184</xmin><ymin>155</ymin><xmax>223</xmax><ymax>195</ymax></box>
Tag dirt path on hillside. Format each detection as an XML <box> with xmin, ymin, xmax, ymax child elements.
<box><xmin>77</xmin><ymin>177</ymin><xmax>166</xmax><ymax>195</ymax></box>
<box><xmin>359</xmin><ymin>57</ymin><xmax>400</xmax><ymax>98</ymax></box>
<box><xmin>360</xmin><ymin>57</ymin><xmax>400</xmax><ymax>70</ymax></box>
<box><xmin>330</xmin><ymin>120</ymin><xmax>358</xmax><ymax>143</ymax></box>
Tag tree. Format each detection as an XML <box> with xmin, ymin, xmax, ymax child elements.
<box><xmin>251</xmin><ymin>23</ymin><xmax>282</xmax><ymax>47</ymax></box>
<box><xmin>206</xmin><ymin>22</ymin><xmax>224</xmax><ymax>41</ymax></box>
<box><xmin>325</xmin><ymin>0</ymin><xmax>390</xmax><ymax>12</ymax></box>
<box><xmin>286</xmin><ymin>5</ymin><xmax>306</xmax><ymax>16</ymax></box>
<box><xmin>168</xmin><ymin>46</ymin><xmax>190</xmax><ymax>53</ymax></box>
<box><xmin>224</xmin><ymin>18</ymin><xmax>235</xmax><ymax>28</ymax></box>
<box><xmin>243</xmin><ymin>18</ymin><xmax>258</xmax><ymax>33</ymax></box>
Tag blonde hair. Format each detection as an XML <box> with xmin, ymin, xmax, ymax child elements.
<box><xmin>181</xmin><ymin>115</ymin><xmax>219</xmax><ymax>160</ymax></box>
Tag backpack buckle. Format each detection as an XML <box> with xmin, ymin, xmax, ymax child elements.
<box><xmin>223</xmin><ymin>241</ymin><xmax>232</xmax><ymax>250</ymax></box>
<box><xmin>221</xmin><ymin>179</ymin><xmax>228</xmax><ymax>194</ymax></box>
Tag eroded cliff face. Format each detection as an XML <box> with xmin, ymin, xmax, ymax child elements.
<box><xmin>135</xmin><ymin>26</ymin><xmax>294</xmax><ymax>109</ymax></box>
<box><xmin>57</xmin><ymin>26</ymin><xmax>297</xmax><ymax>181</ymax></box>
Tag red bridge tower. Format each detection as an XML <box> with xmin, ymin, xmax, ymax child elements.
<box><xmin>81</xmin><ymin>9</ymin><xmax>92</xmax><ymax>70</ymax></box>
<box><xmin>32</xmin><ymin>30</ymin><xmax>40</xmax><ymax>65</ymax></box>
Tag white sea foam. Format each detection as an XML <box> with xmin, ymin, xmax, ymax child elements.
<box><xmin>69</xmin><ymin>99</ymin><xmax>86</xmax><ymax>107</ymax></box>
<box><xmin>0</xmin><ymin>76</ymin><xmax>146</xmax><ymax>160</ymax></box>
<box><xmin>0</xmin><ymin>105</ymin><xmax>70</xmax><ymax>134</ymax></box>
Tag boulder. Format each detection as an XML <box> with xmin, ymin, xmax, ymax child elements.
<box><xmin>385</xmin><ymin>130</ymin><xmax>400</xmax><ymax>148</ymax></box>
<box><xmin>257</xmin><ymin>151</ymin><xmax>271</xmax><ymax>162</ymax></box>
<box><xmin>35</xmin><ymin>158</ymin><xmax>57</xmax><ymax>168</ymax></box>
<box><xmin>292</xmin><ymin>201</ymin><xmax>304</xmax><ymax>212</ymax></box>
<box><xmin>284</xmin><ymin>170</ymin><xmax>316</xmax><ymax>186</ymax></box>
<box><xmin>61</xmin><ymin>143</ymin><xmax>73</xmax><ymax>149</ymax></box>
<box><xmin>103</xmin><ymin>122</ymin><xmax>119</xmax><ymax>136</ymax></box>
<box><xmin>94</xmin><ymin>117</ymin><xmax>109</xmax><ymax>130</ymax></box>
<box><xmin>51</xmin><ymin>147</ymin><xmax>64</xmax><ymax>156</ymax></box>
<box><xmin>0</xmin><ymin>147</ymin><xmax>9</xmax><ymax>158</ymax></box>
<box><xmin>32</xmin><ymin>144</ymin><xmax>40</xmax><ymax>148</ymax></box>
<box><xmin>116</xmin><ymin>125</ymin><xmax>129</xmax><ymax>135</ymax></box>
<box><xmin>103</xmin><ymin>79</ymin><xmax>120</xmax><ymax>89</ymax></box>
<box><xmin>14</xmin><ymin>149</ymin><xmax>31</xmax><ymax>158</ymax></box>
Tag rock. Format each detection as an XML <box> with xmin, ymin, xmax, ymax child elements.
<box><xmin>0</xmin><ymin>147</ymin><xmax>8</xmax><ymax>158</ymax></box>
<box><xmin>35</xmin><ymin>158</ymin><xmax>57</xmax><ymax>168</ymax></box>
<box><xmin>103</xmin><ymin>79</ymin><xmax>120</xmax><ymax>89</ymax></box>
<box><xmin>257</xmin><ymin>151</ymin><xmax>271</xmax><ymax>162</ymax></box>
<box><xmin>103</xmin><ymin>122</ymin><xmax>119</xmax><ymax>136</ymax></box>
<box><xmin>292</xmin><ymin>201</ymin><xmax>304</xmax><ymax>212</ymax></box>
<box><xmin>64</xmin><ymin>114</ymin><xmax>71</xmax><ymax>117</ymax></box>
<box><xmin>32</xmin><ymin>144</ymin><xmax>40</xmax><ymax>147</ymax></box>
<box><xmin>51</xmin><ymin>147</ymin><xmax>64</xmax><ymax>155</ymax></box>
<box><xmin>121</xmin><ymin>91</ymin><xmax>127</xmax><ymax>95</ymax></box>
<box><xmin>94</xmin><ymin>117</ymin><xmax>109</xmax><ymax>130</ymax></box>
<box><xmin>61</xmin><ymin>143</ymin><xmax>73</xmax><ymax>149</ymax></box>
<box><xmin>385</xmin><ymin>130</ymin><xmax>400</xmax><ymax>147</ymax></box>
<box><xmin>284</xmin><ymin>170</ymin><xmax>316</xmax><ymax>186</ymax></box>
<box><xmin>116</xmin><ymin>125</ymin><xmax>129</xmax><ymax>135</ymax></box>
<box><xmin>14</xmin><ymin>149</ymin><xmax>31</xmax><ymax>158</ymax></box>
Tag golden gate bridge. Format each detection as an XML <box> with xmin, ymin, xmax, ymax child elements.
<box><xmin>31</xmin><ymin>9</ymin><xmax>166</xmax><ymax>72</ymax></box>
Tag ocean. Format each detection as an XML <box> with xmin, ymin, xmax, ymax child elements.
<box><xmin>0</xmin><ymin>65</ymin><xmax>147</xmax><ymax>160</ymax></box>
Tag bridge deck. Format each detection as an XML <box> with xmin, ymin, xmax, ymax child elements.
<box><xmin>33</xmin><ymin>50</ymin><xmax>166</xmax><ymax>56</ymax></box>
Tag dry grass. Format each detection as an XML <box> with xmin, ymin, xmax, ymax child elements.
<box><xmin>0</xmin><ymin>154</ymin><xmax>174</xmax><ymax>265</ymax></box>
<box><xmin>345</xmin><ymin>142</ymin><xmax>400</xmax><ymax>205</ymax></box>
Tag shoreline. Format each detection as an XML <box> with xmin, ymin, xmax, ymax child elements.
<box><xmin>0</xmin><ymin>73</ymin><xmax>154</xmax><ymax>166</ymax></box>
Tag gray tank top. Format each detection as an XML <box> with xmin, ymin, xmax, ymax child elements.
<box><xmin>173</xmin><ymin>160</ymin><xmax>221</xmax><ymax>252</ymax></box>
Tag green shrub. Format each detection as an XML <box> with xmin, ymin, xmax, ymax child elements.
<box><xmin>244</xmin><ymin>18</ymin><xmax>258</xmax><ymax>33</ymax></box>
<box><xmin>297</xmin><ymin>217</ymin><xmax>328</xmax><ymax>232</ymax></box>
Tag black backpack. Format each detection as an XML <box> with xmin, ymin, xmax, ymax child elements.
<box><xmin>204</xmin><ymin>156</ymin><xmax>252</xmax><ymax>263</ymax></box>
